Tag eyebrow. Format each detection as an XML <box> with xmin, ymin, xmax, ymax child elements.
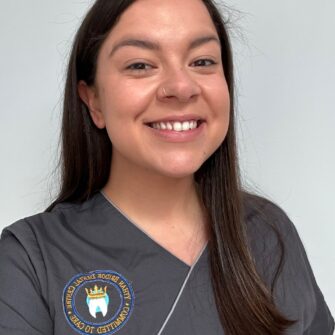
<box><xmin>109</xmin><ymin>34</ymin><xmax>220</xmax><ymax>58</ymax></box>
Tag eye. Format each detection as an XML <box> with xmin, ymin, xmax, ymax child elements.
<box><xmin>192</xmin><ymin>59</ymin><xmax>217</xmax><ymax>67</ymax></box>
<box><xmin>125</xmin><ymin>62</ymin><xmax>154</xmax><ymax>71</ymax></box>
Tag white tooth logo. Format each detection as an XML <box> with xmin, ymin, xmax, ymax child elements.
<box><xmin>88</xmin><ymin>297</ymin><xmax>108</xmax><ymax>318</ymax></box>
<box><xmin>85</xmin><ymin>285</ymin><xmax>109</xmax><ymax>318</ymax></box>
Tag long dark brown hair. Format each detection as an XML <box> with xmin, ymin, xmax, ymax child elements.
<box><xmin>46</xmin><ymin>0</ymin><xmax>295</xmax><ymax>333</ymax></box>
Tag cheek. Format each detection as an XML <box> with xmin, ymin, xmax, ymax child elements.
<box><xmin>218</xmin><ymin>94</ymin><xmax>230</xmax><ymax>143</ymax></box>
<box><xmin>97</xmin><ymin>82</ymin><xmax>152</xmax><ymax>149</ymax></box>
<box><xmin>207</xmin><ymin>76</ymin><xmax>231</xmax><ymax>147</ymax></box>
<box><xmin>207</xmin><ymin>75</ymin><xmax>230</xmax><ymax>123</ymax></box>
<box><xmin>99</xmin><ymin>79</ymin><xmax>154</xmax><ymax>124</ymax></box>
<box><xmin>202</xmin><ymin>72</ymin><xmax>230</xmax><ymax>104</ymax></box>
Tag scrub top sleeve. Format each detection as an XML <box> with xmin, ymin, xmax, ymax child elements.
<box><xmin>247</xmin><ymin>196</ymin><xmax>334</xmax><ymax>334</ymax></box>
<box><xmin>281</xmin><ymin>216</ymin><xmax>334</xmax><ymax>334</ymax></box>
<box><xmin>0</xmin><ymin>229</ymin><xmax>53</xmax><ymax>335</ymax></box>
<box><xmin>303</xmin><ymin>284</ymin><xmax>334</xmax><ymax>335</ymax></box>
<box><xmin>292</xmin><ymin>227</ymin><xmax>335</xmax><ymax>334</ymax></box>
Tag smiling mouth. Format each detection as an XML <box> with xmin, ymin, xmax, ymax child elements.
<box><xmin>145</xmin><ymin>119</ymin><xmax>205</xmax><ymax>132</ymax></box>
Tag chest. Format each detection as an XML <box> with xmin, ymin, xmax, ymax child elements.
<box><xmin>43</xmin><ymin>238</ymin><xmax>224</xmax><ymax>335</ymax></box>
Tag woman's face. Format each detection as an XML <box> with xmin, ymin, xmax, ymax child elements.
<box><xmin>80</xmin><ymin>0</ymin><xmax>230</xmax><ymax>179</ymax></box>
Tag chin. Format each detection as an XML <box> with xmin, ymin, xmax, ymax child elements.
<box><xmin>156</xmin><ymin>162</ymin><xmax>202</xmax><ymax>179</ymax></box>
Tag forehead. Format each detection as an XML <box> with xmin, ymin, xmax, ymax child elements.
<box><xmin>107</xmin><ymin>0</ymin><xmax>218</xmax><ymax>44</ymax></box>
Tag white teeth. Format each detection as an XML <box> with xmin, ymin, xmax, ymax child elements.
<box><xmin>173</xmin><ymin>122</ymin><xmax>182</xmax><ymax>131</ymax></box>
<box><xmin>182</xmin><ymin>121</ymin><xmax>190</xmax><ymax>131</ymax></box>
<box><xmin>150</xmin><ymin>120</ymin><xmax>199</xmax><ymax>132</ymax></box>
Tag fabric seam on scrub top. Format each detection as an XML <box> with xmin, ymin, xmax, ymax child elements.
<box><xmin>100</xmin><ymin>189</ymin><xmax>209</xmax><ymax>333</ymax></box>
<box><xmin>100</xmin><ymin>189</ymin><xmax>207</xmax><ymax>268</ymax></box>
<box><xmin>156</xmin><ymin>241</ymin><xmax>208</xmax><ymax>335</ymax></box>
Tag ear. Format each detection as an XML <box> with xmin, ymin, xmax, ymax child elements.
<box><xmin>78</xmin><ymin>80</ymin><xmax>106</xmax><ymax>129</ymax></box>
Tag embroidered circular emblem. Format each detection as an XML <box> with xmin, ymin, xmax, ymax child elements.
<box><xmin>63</xmin><ymin>270</ymin><xmax>135</xmax><ymax>335</ymax></box>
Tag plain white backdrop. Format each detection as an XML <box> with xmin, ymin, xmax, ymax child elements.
<box><xmin>0</xmin><ymin>0</ymin><xmax>334</xmax><ymax>315</ymax></box>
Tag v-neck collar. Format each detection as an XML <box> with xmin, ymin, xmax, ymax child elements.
<box><xmin>99</xmin><ymin>190</ymin><xmax>208</xmax><ymax>270</ymax></box>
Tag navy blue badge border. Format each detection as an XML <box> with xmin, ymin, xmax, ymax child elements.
<box><xmin>62</xmin><ymin>270</ymin><xmax>135</xmax><ymax>335</ymax></box>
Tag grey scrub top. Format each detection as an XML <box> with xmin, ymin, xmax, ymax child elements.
<box><xmin>0</xmin><ymin>191</ymin><xmax>333</xmax><ymax>335</ymax></box>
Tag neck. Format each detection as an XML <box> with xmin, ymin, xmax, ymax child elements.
<box><xmin>101</xmin><ymin>158</ymin><xmax>208</xmax><ymax>234</ymax></box>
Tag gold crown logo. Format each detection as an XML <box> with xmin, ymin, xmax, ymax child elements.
<box><xmin>85</xmin><ymin>285</ymin><xmax>108</xmax><ymax>299</ymax></box>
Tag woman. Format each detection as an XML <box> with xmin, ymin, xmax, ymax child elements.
<box><xmin>0</xmin><ymin>0</ymin><xmax>333</xmax><ymax>334</ymax></box>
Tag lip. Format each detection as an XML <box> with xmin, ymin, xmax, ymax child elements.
<box><xmin>145</xmin><ymin>120</ymin><xmax>206</xmax><ymax>143</ymax></box>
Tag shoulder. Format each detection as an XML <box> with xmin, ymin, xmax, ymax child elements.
<box><xmin>0</xmin><ymin>191</ymin><xmax>125</xmax><ymax>270</ymax></box>
<box><xmin>1</xmin><ymin>191</ymin><xmax>111</xmax><ymax>246</ymax></box>
<box><xmin>241</xmin><ymin>191</ymin><xmax>305</xmax><ymax>278</ymax></box>
<box><xmin>241</xmin><ymin>192</ymin><xmax>298</xmax><ymax>258</ymax></box>
<box><xmin>0</xmin><ymin>191</ymin><xmax>113</xmax><ymax>300</ymax></box>
<box><xmin>241</xmin><ymin>192</ymin><xmax>335</xmax><ymax>333</ymax></box>
<box><xmin>242</xmin><ymin>191</ymin><xmax>295</xmax><ymax>233</ymax></box>
<box><xmin>240</xmin><ymin>192</ymin><xmax>312</xmax><ymax>284</ymax></box>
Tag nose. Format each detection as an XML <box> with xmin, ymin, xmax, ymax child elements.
<box><xmin>157</xmin><ymin>67</ymin><xmax>201</xmax><ymax>103</ymax></box>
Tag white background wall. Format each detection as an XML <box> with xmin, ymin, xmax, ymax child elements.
<box><xmin>0</xmin><ymin>0</ymin><xmax>334</xmax><ymax>315</ymax></box>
